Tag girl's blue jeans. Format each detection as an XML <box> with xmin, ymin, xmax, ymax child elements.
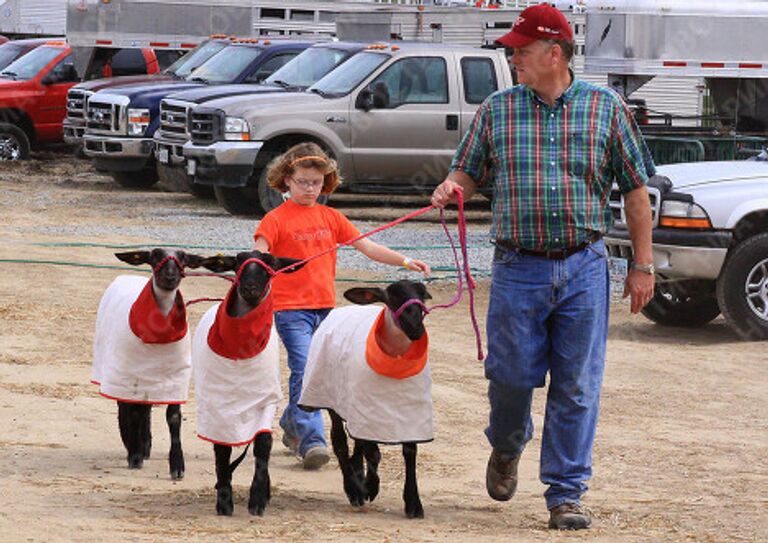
<box><xmin>274</xmin><ymin>308</ymin><xmax>331</xmax><ymax>457</ymax></box>
<box><xmin>484</xmin><ymin>240</ymin><xmax>609</xmax><ymax>510</ymax></box>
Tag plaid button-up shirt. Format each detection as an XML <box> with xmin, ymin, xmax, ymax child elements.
<box><xmin>450</xmin><ymin>78</ymin><xmax>655</xmax><ymax>250</ymax></box>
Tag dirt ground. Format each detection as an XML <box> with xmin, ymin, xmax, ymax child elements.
<box><xmin>0</xmin><ymin>154</ymin><xmax>766</xmax><ymax>543</ymax></box>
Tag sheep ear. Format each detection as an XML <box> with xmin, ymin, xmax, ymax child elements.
<box><xmin>273</xmin><ymin>257</ymin><xmax>304</xmax><ymax>274</ymax></box>
<box><xmin>415</xmin><ymin>282</ymin><xmax>432</xmax><ymax>301</ymax></box>
<box><xmin>182</xmin><ymin>253</ymin><xmax>206</xmax><ymax>269</ymax></box>
<box><xmin>344</xmin><ymin>287</ymin><xmax>387</xmax><ymax>305</ymax></box>
<box><xmin>200</xmin><ymin>255</ymin><xmax>237</xmax><ymax>273</ymax></box>
<box><xmin>115</xmin><ymin>251</ymin><xmax>150</xmax><ymax>266</ymax></box>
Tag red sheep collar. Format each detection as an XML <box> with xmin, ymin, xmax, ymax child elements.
<box><xmin>207</xmin><ymin>285</ymin><xmax>273</xmax><ymax>360</ymax></box>
<box><xmin>129</xmin><ymin>280</ymin><xmax>188</xmax><ymax>344</ymax></box>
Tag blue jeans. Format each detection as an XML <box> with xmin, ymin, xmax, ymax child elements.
<box><xmin>484</xmin><ymin>240</ymin><xmax>609</xmax><ymax>510</ymax></box>
<box><xmin>274</xmin><ymin>308</ymin><xmax>331</xmax><ymax>457</ymax></box>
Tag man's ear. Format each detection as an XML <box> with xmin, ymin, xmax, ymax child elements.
<box><xmin>415</xmin><ymin>282</ymin><xmax>432</xmax><ymax>301</ymax></box>
<box><xmin>182</xmin><ymin>253</ymin><xmax>206</xmax><ymax>269</ymax></box>
<box><xmin>343</xmin><ymin>287</ymin><xmax>387</xmax><ymax>305</ymax></box>
<box><xmin>115</xmin><ymin>251</ymin><xmax>151</xmax><ymax>266</ymax></box>
<box><xmin>273</xmin><ymin>257</ymin><xmax>304</xmax><ymax>274</ymax></box>
<box><xmin>199</xmin><ymin>255</ymin><xmax>237</xmax><ymax>273</ymax></box>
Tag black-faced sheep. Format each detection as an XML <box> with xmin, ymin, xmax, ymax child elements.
<box><xmin>192</xmin><ymin>250</ymin><xmax>302</xmax><ymax>516</ymax></box>
<box><xmin>92</xmin><ymin>248</ymin><xmax>205</xmax><ymax>480</ymax></box>
<box><xmin>299</xmin><ymin>279</ymin><xmax>433</xmax><ymax>518</ymax></box>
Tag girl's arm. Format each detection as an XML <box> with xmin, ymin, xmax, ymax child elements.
<box><xmin>254</xmin><ymin>236</ymin><xmax>270</xmax><ymax>252</ymax></box>
<box><xmin>352</xmin><ymin>238</ymin><xmax>430</xmax><ymax>277</ymax></box>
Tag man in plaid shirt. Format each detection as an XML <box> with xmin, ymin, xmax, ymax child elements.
<box><xmin>431</xmin><ymin>3</ymin><xmax>655</xmax><ymax>531</ymax></box>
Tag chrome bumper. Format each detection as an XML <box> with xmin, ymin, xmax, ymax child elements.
<box><xmin>182</xmin><ymin>141</ymin><xmax>263</xmax><ymax>167</ymax></box>
<box><xmin>154</xmin><ymin>137</ymin><xmax>187</xmax><ymax>167</ymax></box>
<box><xmin>62</xmin><ymin>121</ymin><xmax>85</xmax><ymax>145</ymax></box>
<box><xmin>83</xmin><ymin>134</ymin><xmax>154</xmax><ymax>158</ymax></box>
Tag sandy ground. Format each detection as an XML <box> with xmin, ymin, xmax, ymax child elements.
<box><xmin>0</xmin><ymin>154</ymin><xmax>766</xmax><ymax>542</ymax></box>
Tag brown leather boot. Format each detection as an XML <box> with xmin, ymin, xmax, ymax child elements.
<box><xmin>548</xmin><ymin>502</ymin><xmax>591</xmax><ymax>530</ymax></box>
<box><xmin>485</xmin><ymin>449</ymin><xmax>519</xmax><ymax>501</ymax></box>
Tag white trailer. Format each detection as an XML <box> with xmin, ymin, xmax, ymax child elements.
<box><xmin>0</xmin><ymin>0</ymin><xmax>67</xmax><ymax>37</ymax></box>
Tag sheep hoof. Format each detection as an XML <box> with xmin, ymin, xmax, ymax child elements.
<box><xmin>170</xmin><ymin>468</ymin><xmax>184</xmax><ymax>481</ymax></box>
<box><xmin>405</xmin><ymin>500</ymin><xmax>424</xmax><ymax>519</ymax></box>
<box><xmin>127</xmin><ymin>453</ymin><xmax>144</xmax><ymax>469</ymax></box>
<box><xmin>215</xmin><ymin>484</ymin><xmax>234</xmax><ymax>516</ymax></box>
<box><xmin>248</xmin><ymin>503</ymin><xmax>266</xmax><ymax>517</ymax></box>
<box><xmin>365</xmin><ymin>473</ymin><xmax>380</xmax><ymax>503</ymax></box>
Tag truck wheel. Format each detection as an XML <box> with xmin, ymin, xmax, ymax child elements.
<box><xmin>716</xmin><ymin>233</ymin><xmax>768</xmax><ymax>340</ymax></box>
<box><xmin>214</xmin><ymin>185</ymin><xmax>262</xmax><ymax>216</ymax></box>
<box><xmin>641</xmin><ymin>280</ymin><xmax>720</xmax><ymax>327</ymax></box>
<box><xmin>157</xmin><ymin>163</ymin><xmax>214</xmax><ymax>199</ymax></box>
<box><xmin>111</xmin><ymin>169</ymin><xmax>158</xmax><ymax>189</ymax></box>
<box><xmin>0</xmin><ymin>123</ymin><xmax>31</xmax><ymax>161</ymax></box>
<box><xmin>256</xmin><ymin>166</ymin><xmax>288</xmax><ymax>215</ymax></box>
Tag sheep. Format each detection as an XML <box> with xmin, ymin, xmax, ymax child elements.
<box><xmin>191</xmin><ymin>250</ymin><xmax>302</xmax><ymax>516</ymax></box>
<box><xmin>92</xmin><ymin>248</ymin><xmax>205</xmax><ymax>480</ymax></box>
<box><xmin>299</xmin><ymin>279</ymin><xmax>433</xmax><ymax>519</ymax></box>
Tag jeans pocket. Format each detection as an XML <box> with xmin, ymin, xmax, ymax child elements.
<box><xmin>493</xmin><ymin>245</ymin><xmax>522</xmax><ymax>266</ymax></box>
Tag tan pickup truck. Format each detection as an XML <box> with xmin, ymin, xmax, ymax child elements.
<box><xmin>181</xmin><ymin>42</ymin><xmax>514</xmax><ymax>216</ymax></box>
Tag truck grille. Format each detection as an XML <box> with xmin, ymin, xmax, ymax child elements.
<box><xmin>189</xmin><ymin>110</ymin><xmax>221</xmax><ymax>145</ymax></box>
<box><xmin>608</xmin><ymin>184</ymin><xmax>661</xmax><ymax>228</ymax></box>
<box><xmin>66</xmin><ymin>89</ymin><xmax>92</xmax><ymax>121</ymax></box>
<box><xmin>86</xmin><ymin>102</ymin><xmax>120</xmax><ymax>133</ymax></box>
<box><xmin>159</xmin><ymin>100</ymin><xmax>190</xmax><ymax>141</ymax></box>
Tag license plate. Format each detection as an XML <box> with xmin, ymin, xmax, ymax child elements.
<box><xmin>186</xmin><ymin>159</ymin><xmax>196</xmax><ymax>176</ymax></box>
<box><xmin>158</xmin><ymin>147</ymin><xmax>169</xmax><ymax>164</ymax></box>
<box><xmin>608</xmin><ymin>256</ymin><xmax>628</xmax><ymax>297</ymax></box>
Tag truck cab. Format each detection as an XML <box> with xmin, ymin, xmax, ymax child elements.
<box><xmin>181</xmin><ymin>42</ymin><xmax>512</xmax><ymax>216</ymax></box>
<box><xmin>62</xmin><ymin>37</ymin><xmax>229</xmax><ymax>146</ymax></box>
<box><xmin>81</xmin><ymin>40</ymin><xmax>312</xmax><ymax>188</ymax></box>
<box><xmin>153</xmin><ymin>41</ymin><xmax>364</xmax><ymax>194</ymax></box>
<box><xmin>0</xmin><ymin>41</ymin><xmax>162</xmax><ymax>160</ymax></box>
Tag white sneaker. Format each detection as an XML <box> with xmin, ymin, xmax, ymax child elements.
<box><xmin>303</xmin><ymin>446</ymin><xmax>330</xmax><ymax>470</ymax></box>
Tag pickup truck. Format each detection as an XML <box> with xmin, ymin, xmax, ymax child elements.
<box><xmin>62</xmin><ymin>37</ymin><xmax>229</xmax><ymax>148</ymax></box>
<box><xmin>154</xmin><ymin>41</ymin><xmax>364</xmax><ymax>195</ymax></box>
<box><xmin>0</xmin><ymin>41</ymin><xmax>163</xmax><ymax>160</ymax></box>
<box><xmin>181</xmin><ymin>42</ymin><xmax>513</xmax><ymax>216</ymax></box>
<box><xmin>82</xmin><ymin>40</ymin><xmax>313</xmax><ymax>188</ymax></box>
<box><xmin>605</xmin><ymin>156</ymin><xmax>768</xmax><ymax>340</ymax></box>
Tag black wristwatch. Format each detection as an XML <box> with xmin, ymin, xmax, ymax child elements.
<box><xmin>631</xmin><ymin>262</ymin><xmax>655</xmax><ymax>275</ymax></box>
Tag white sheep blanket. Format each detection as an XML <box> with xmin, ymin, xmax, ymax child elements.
<box><xmin>192</xmin><ymin>299</ymin><xmax>281</xmax><ymax>447</ymax></box>
<box><xmin>299</xmin><ymin>305</ymin><xmax>433</xmax><ymax>444</ymax></box>
<box><xmin>92</xmin><ymin>275</ymin><xmax>191</xmax><ymax>404</ymax></box>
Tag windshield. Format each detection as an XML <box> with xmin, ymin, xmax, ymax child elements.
<box><xmin>309</xmin><ymin>51</ymin><xmax>389</xmax><ymax>96</ymax></box>
<box><xmin>0</xmin><ymin>44</ymin><xmax>26</xmax><ymax>71</ymax></box>
<box><xmin>265</xmin><ymin>47</ymin><xmax>352</xmax><ymax>88</ymax></box>
<box><xmin>0</xmin><ymin>45</ymin><xmax>63</xmax><ymax>80</ymax></box>
<box><xmin>165</xmin><ymin>40</ymin><xmax>228</xmax><ymax>78</ymax></box>
<box><xmin>186</xmin><ymin>44</ymin><xmax>265</xmax><ymax>84</ymax></box>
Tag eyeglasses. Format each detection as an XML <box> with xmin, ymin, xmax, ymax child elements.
<box><xmin>289</xmin><ymin>177</ymin><xmax>324</xmax><ymax>190</ymax></box>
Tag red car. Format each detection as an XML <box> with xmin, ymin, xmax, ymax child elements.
<box><xmin>0</xmin><ymin>41</ymin><xmax>161</xmax><ymax>160</ymax></box>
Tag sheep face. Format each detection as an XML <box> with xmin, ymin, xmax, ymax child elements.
<box><xmin>115</xmin><ymin>249</ymin><xmax>205</xmax><ymax>291</ymax></box>
<box><xmin>344</xmin><ymin>280</ymin><xmax>432</xmax><ymax>341</ymax></box>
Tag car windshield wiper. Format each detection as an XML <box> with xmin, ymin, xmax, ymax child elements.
<box><xmin>309</xmin><ymin>88</ymin><xmax>331</xmax><ymax>98</ymax></box>
<box><xmin>269</xmin><ymin>79</ymin><xmax>292</xmax><ymax>88</ymax></box>
<box><xmin>0</xmin><ymin>71</ymin><xmax>18</xmax><ymax>79</ymax></box>
<box><xmin>189</xmin><ymin>77</ymin><xmax>210</xmax><ymax>84</ymax></box>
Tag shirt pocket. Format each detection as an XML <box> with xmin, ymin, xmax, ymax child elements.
<box><xmin>566</xmin><ymin>127</ymin><xmax>610</xmax><ymax>181</ymax></box>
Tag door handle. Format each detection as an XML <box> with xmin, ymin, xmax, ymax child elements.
<box><xmin>446</xmin><ymin>114</ymin><xmax>458</xmax><ymax>131</ymax></box>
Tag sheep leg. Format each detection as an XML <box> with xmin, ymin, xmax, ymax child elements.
<box><xmin>362</xmin><ymin>441</ymin><xmax>381</xmax><ymax>503</ymax></box>
<box><xmin>248</xmin><ymin>432</ymin><xmax>272</xmax><ymax>516</ymax></box>
<box><xmin>329</xmin><ymin>409</ymin><xmax>364</xmax><ymax>507</ymax></box>
<box><xmin>214</xmin><ymin>444</ymin><xmax>234</xmax><ymax>516</ymax></box>
<box><xmin>166</xmin><ymin>404</ymin><xmax>185</xmax><ymax>480</ymax></box>
<box><xmin>348</xmin><ymin>440</ymin><xmax>367</xmax><ymax>507</ymax></box>
<box><xmin>117</xmin><ymin>401</ymin><xmax>146</xmax><ymax>469</ymax></box>
<box><xmin>142</xmin><ymin>406</ymin><xmax>152</xmax><ymax>459</ymax></box>
<box><xmin>402</xmin><ymin>442</ymin><xmax>423</xmax><ymax>519</ymax></box>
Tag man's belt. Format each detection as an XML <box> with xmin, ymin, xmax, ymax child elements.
<box><xmin>494</xmin><ymin>231</ymin><xmax>602</xmax><ymax>260</ymax></box>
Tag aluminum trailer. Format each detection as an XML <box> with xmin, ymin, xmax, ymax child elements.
<box><xmin>0</xmin><ymin>0</ymin><xmax>67</xmax><ymax>37</ymax></box>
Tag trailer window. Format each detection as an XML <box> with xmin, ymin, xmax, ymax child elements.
<box><xmin>0</xmin><ymin>45</ymin><xmax>63</xmax><ymax>80</ymax></box>
<box><xmin>461</xmin><ymin>57</ymin><xmax>498</xmax><ymax>104</ymax></box>
<box><xmin>290</xmin><ymin>9</ymin><xmax>314</xmax><ymax>22</ymax></box>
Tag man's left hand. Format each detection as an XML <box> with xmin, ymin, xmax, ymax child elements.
<box><xmin>623</xmin><ymin>269</ymin><xmax>656</xmax><ymax>314</ymax></box>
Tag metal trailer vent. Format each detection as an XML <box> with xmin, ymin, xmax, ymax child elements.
<box><xmin>189</xmin><ymin>110</ymin><xmax>220</xmax><ymax>145</ymax></box>
<box><xmin>159</xmin><ymin>100</ymin><xmax>190</xmax><ymax>140</ymax></box>
<box><xmin>66</xmin><ymin>89</ymin><xmax>92</xmax><ymax>121</ymax></box>
<box><xmin>608</xmin><ymin>184</ymin><xmax>661</xmax><ymax>228</ymax></box>
<box><xmin>86</xmin><ymin>102</ymin><xmax>118</xmax><ymax>133</ymax></box>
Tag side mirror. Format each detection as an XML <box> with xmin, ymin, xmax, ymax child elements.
<box><xmin>42</xmin><ymin>63</ymin><xmax>79</xmax><ymax>85</ymax></box>
<box><xmin>355</xmin><ymin>88</ymin><xmax>373</xmax><ymax>112</ymax></box>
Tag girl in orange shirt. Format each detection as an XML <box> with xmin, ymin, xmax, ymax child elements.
<box><xmin>254</xmin><ymin>142</ymin><xmax>430</xmax><ymax>469</ymax></box>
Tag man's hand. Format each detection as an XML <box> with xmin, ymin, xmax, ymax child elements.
<box><xmin>623</xmin><ymin>269</ymin><xmax>655</xmax><ymax>314</ymax></box>
<box><xmin>431</xmin><ymin>180</ymin><xmax>463</xmax><ymax>208</ymax></box>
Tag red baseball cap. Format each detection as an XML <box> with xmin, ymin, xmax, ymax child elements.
<box><xmin>496</xmin><ymin>3</ymin><xmax>573</xmax><ymax>49</ymax></box>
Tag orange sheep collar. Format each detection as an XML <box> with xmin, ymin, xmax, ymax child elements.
<box><xmin>365</xmin><ymin>309</ymin><xmax>428</xmax><ymax>379</ymax></box>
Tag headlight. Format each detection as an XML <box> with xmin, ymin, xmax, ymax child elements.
<box><xmin>224</xmin><ymin>116</ymin><xmax>250</xmax><ymax>141</ymax></box>
<box><xmin>127</xmin><ymin>108</ymin><xmax>150</xmax><ymax>136</ymax></box>
<box><xmin>659</xmin><ymin>199</ymin><xmax>712</xmax><ymax>229</ymax></box>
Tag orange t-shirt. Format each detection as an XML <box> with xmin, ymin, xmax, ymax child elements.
<box><xmin>254</xmin><ymin>200</ymin><xmax>360</xmax><ymax>311</ymax></box>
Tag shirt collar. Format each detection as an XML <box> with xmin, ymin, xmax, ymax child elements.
<box><xmin>525</xmin><ymin>69</ymin><xmax>578</xmax><ymax>109</ymax></box>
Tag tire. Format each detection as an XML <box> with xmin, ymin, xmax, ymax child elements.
<box><xmin>214</xmin><ymin>185</ymin><xmax>263</xmax><ymax>216</ymax></box>
<box><xmin>0</xmin><ymin>122</ymin><xmax>31</xmax><ymax>161</ymax></box>
<box><xmin>256</xmin><ymin>165</ymin><xmax>289</xmax><ymax>215</ymax></box>
<box><xmin>641</xmin><ymin>279</ymin><xmax>720</xmax><ymax>327</ymax></box>
<box><xmin>156</xmin><ymin>163</ymin><xmax>214</xmax><ymax>199</ymax></box>
<box><xmin>716</xmin><ymin>233</ymin><xmax>768</xmax><ymax>340</ymax></box>
<box><xmin>111</xmin><ymin>169</ymin><xmax>158</xmax><ymax>189</ymax></box>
